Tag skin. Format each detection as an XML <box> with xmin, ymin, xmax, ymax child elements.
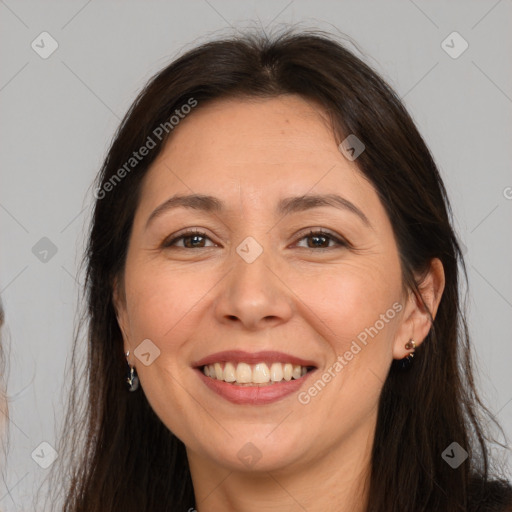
<box><xmin>114</xmin><ymin>95</ymin><xmax>445</xmax><ymax>512</ymax></box>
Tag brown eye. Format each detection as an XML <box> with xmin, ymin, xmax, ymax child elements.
<box><xmin>163</xmin><ymin>230</ymin><xmax>215</xmax><ymax>249</ymax></box>
<box><xmin>296</xmin><ymin>230</ymin><xmax>348</xmax><ymax>250</ymax></box>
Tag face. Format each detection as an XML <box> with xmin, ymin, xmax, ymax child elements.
<box><xmin>115</xmin><ymin>95</ymin><xmax>421</xmax><ymax>475</ymax></box>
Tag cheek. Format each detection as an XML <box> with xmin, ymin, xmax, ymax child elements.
<box><xmin>289</xmin><ymin>261</ymin><xmax>402</xmax><ymax>419</ymax></box>
<box><xmin>297</xmin><ymin>258</ymin><xmax>400</xmax><ymax>337</ymax></box>
<box><xmin>121</xmin><ymin>266</ymin><xmax>206</xmax><ymax>417</ymax></box>
<box><xmin>123</xmin><ymin>257</ymin><xmax>209</xmax><ymax>340</ymax></box>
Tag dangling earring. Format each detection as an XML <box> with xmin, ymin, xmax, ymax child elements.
<box><xmin>125</xmin><ymin>350</ymin><xmax>139</xmax><ymax>391</ymax></box>
<box><xmin>396</xmin><ymin>339</ymin><xmax>416</xmax><ymax>371</ymax></box>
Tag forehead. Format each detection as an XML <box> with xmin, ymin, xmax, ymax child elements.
<box><xmin>138</xmin><ymin>95</ymin><xmax>379</xmax><ymax>220</ymax></box>
<box><xmin>159</xmin><ymin>95</ymin><xmax>341</xmax><ymax>173</ymax></box>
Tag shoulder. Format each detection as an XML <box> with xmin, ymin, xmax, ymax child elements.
<box><xmin>468</xmin><ymin>475</ymin><xmax>512</xmax><ymax>512</ymax></box>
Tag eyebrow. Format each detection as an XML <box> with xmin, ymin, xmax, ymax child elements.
<box><xmin>145</xmin><ymin>193</ymin><xmax>371</xmax><ymax>229</ymax></box>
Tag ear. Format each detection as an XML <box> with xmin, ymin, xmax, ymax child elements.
<box><xmin>392</xmin><ymin>258</ymin><xmax>445</xmax><ymax>359</ymax></box>
<box><xmin>112</xmin><ymin>276</ymin><xmax>131</xmax><ymax>354</ymax></box>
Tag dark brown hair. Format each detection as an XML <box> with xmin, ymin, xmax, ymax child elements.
<box><xmin>43</xmin><ymin>29</ymin><xmax>512</xmax><ymax>511</ymax></box>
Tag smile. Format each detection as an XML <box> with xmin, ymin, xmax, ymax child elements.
<box><xmin>192</xmin><ymin>350</ymin><xmax>318</xmax><ymax>404</ymax></box>
<box><xmin>202</xmin><ymin>361</ymin><xmax>315</xmax><ymax>386</ymax></box>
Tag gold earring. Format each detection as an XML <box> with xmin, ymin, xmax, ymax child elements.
<box><xmin>395</xmin><ymin>339</ymin><xmax>416</xmax><ymax>370</ymax></box>
<box><xmin>405</xmin><ymin>339</ymin><xmax>416</xmax><ymax>352</ymax></box>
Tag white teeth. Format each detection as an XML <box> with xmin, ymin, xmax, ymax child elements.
<box><xmin>214</xmin><ymin>362</ymin><xmax>223</xmax><ymax>380</ymax></box>
<box><xmin>236</xmin><ymin>362</ymin><xmax>252</xmax><ymax>383</ymax></box>
<box><xmin>253</xmin><ymin>363</ymin><xmax>270</xmax><ymax>383</ymax></box>
<box><xmin>204</xmin><ymin>361</ymin><xmax>311</xmax><ymax>385</ymax></box>
<box><xmin>223</xmin><ymin>362</ymin><xmax>236</xmax><ymax>382</ymax></box>
<box><xmin>270</xmin><ymin>362</ymin><xmax>283</xmax><ymax>382</ymax></box>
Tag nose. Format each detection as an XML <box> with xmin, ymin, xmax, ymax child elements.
<box><xmin>213</xmin><ymin>245</ymin><xmax>294</xmax><ymax>331</ymax></box>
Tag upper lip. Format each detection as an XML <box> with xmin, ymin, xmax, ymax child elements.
<box><xmin>192</xmin><ymin>350</ymin><xmax>318</xmax><ymax>368</ymax></box>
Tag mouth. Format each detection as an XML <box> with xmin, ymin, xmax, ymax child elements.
<box><xmin>191</xmin><ymin>350</ymin><xmax>318</xmax><ymax>404</ymax></box>
<box><xmin>199</xmin><ymin>361</ymin><xmax>317</xmax><ymax>386</ymax></box>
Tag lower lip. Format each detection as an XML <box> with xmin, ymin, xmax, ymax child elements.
<box><xmin>195</xmin><ymin>368</ymin><xmax>316</xmax><ymax>405</ymax></box>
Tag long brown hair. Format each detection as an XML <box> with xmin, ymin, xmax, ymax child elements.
<box><xmin>43</xmin><ymin>29</ymin><xmax>511</xmax><ymax>511</ymax></box>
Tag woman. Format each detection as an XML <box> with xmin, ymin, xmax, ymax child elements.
<box><xmin>45</xmin><ymin>30</ymin><xmax>512</xmax><ymax>511</ymax></box>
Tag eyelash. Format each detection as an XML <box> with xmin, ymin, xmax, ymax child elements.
<box><xmin>162</xmin><ymin>229</ymin><xmax>349</xmax><ymax>251</ymax></box>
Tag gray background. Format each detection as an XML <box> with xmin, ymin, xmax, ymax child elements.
<box><xmin>1</xmin><ymin>0</ymin><xmax>511</xmax><ymax>510</ymax></box>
